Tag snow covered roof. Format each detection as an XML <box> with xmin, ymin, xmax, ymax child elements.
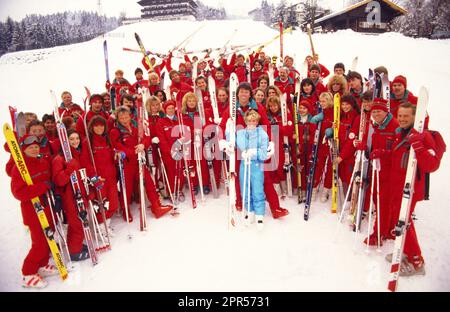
<box><xmin>315</xmin><ymin>0</ymin><xmax>407</xmax><ymax>24</ymax></box>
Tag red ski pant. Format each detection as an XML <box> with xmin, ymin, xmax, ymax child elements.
<box><xmin>61</xmin><ymin>191</ymin><xmax>84</xmax><ymax>254</ymax></box>
<box><xmin>119</xmin><ymin>162</ymin><xmax>160</xmax><ymax>215</ymax></box>
<box><xmin>264</xmin><ymin>171</ymin><xmax>282</xmax><ymax>214</ymax></box>
<box><xmin>272</xmin><ymin>145</ymin><xmax>287</xmax><ymax>184</ymax></box>
<box><xmin>339</xmin><ymin>158</ymin><xmax>355</xmax><ymax>189</ymax></box>
<box><xmin>369</xmin><ymin>169</ymin><xmax>393</xmax><ymax>239</ymax></box>
<box><xmin>95</xmin><ymin>178</ymin><xmax>119</xmax><ymax>223</ymax></box>
<box><xmin>389</xmin><ymin>197</ymin><xmax>422</xmax><ymax>259</ymax></box>
<box><xmin>313</xmin><ymin>142</ymin><xmax>332</xmax><ymax>189</ymax></box>
<box><xmin>292</xmin><ymin>147</ymin><xmax>312</xmax><ymax>191</ymax></box>
<box><xmin>193</xmin><ymin>158</ymin><xmax>210</xmax><ymax>188</ymax></box>
<box><xmin>212</xmin><ymin>159</ymin><xmax>222</xmax><ymax>189</ymax></box>
<box><xmin>21</xmin><ymin>205</ymin><xmax>53</xmax><ymax>276</ymax></box>
<box><xmin>161</xmin><ymin>154</ymin><xmax>184</xmax><ymax>196</ymax></box>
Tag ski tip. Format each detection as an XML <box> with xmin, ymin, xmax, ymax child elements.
<box><xmin>3</xmin><ymin>123</ymin><xmax>12</xmax><ymax>132</ymax></box>
<box><xmin>387</xmin><ymin>281</ymin><xmax>397</xmax><ymax>292</ymax></box>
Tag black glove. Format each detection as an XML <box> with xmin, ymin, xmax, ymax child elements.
<box><xmin>54</xmin><ymin>194</ymin><xmax>63</xmax><ymax>214</ymax></box>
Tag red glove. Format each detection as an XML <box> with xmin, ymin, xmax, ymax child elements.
<box><xmin>65</xmin><ymin>159</ymin><xmax>79</xmax><ymax>174</ymax></box>
<box><xmin>370</xmin><ymin>149</ymin><xmax>386</xmax><ymax>160</ymax></box>
<box><xmin>355</xmin><ymin>141</ymin><xmax>366</xmax><ymax>151</ymax></box>
<box><xmin>408</xmin><ymin>129</ymin><xmax>425</xmax><ymax>144</ymax></box>
<box><xmin>105</xmin><ymin>80</ymin><xmax>111</xmax><ymax>91</ymax></box>
<box><xmin>408</xmin><ymin>130</ymin><xmax>426</xmax><ymax>154</ymax></box>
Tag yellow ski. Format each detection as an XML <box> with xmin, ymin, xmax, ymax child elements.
<box><xmin>3</xmin><ymin>123</ymin><xmax>68</xmax><ymax>281</ymax></box>
<box><xmin>332</xmin><ymin>94</ymin><xmax>340</xmax><ymax>213</ymax></box>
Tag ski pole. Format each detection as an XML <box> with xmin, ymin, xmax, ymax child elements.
<box><xmin>156</xmin><ymin>145</ymin><xmax>176</xmax><ymax>209</ymax></box>
<box><xmin>242</xmin><ymin>152</ymin><xmax>248</xmax><ymax>226</ymax></box>
<box><xmin>118</xmin><ymin>156</ymin><xmax>132</xmax><ymax>239</ymax></box>
<box><xmin>247</xmin><ymin>154</ymin><xmax>251</xmax><ymax>225</ymax></box>
<box><xmin>374</xmin><ymin>158</ymin><xmax>382</xmax><ymax>252</ymax></box>
<box><xmin>365</xmin><ymin>160</ymin><xmax>377</xmax><ymax>253</ymax></box>
<box><xmin>46</xmin><ymin>191</ymin><xmax>71</xmax><ymax>268</ymax></box>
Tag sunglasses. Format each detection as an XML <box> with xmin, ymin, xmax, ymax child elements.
<box><xmin>20</xmin><ymin>135</ymin><xmax>40</xmax><ymax>146</ymax></box>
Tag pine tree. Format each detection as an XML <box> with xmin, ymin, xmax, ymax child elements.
<box><xmin>9</xmin><ymin>21</ymin><xmax>24</xmax><ymax>52</ymax></box>
<box><xmin>0</xmin><ymin>22</ymin><xmax>7</xmax><ymax>55</ymax></box>
<box><xmin>5</xmin><ymin>17</ymin><xmax>15</xmax><ymax>51</ymax></box>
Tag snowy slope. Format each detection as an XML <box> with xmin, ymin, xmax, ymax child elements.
<box><xmin>0</xmin><ymin>19</ymin><xmax>449</xmax><ymax>292</ymax></box>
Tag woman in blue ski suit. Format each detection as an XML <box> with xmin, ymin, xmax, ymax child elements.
<box><xmin>235</xmin><ymin>110</ymin><xmax>269</xmax><ymax>218</ymax></box>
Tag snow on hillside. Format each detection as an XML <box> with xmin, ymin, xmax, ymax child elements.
<box><xmin>0</xmin><ymin>19</ymin><xmax>449</xmax><ymax>292</ymax></box>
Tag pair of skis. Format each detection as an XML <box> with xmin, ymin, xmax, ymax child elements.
<box><xmin>304</xmin><ymin>102</ymin><xmax>323</xmax><ymax>221</ymax></box>
<box><xmin>175</xmin><ymin>92</ymin><xmax>197</xmax><ymax>210</ymax></box>
<box><xmin>280</xmin><ymin>93</ymin><xmax>293</xmax><ymax>198</ymax></box>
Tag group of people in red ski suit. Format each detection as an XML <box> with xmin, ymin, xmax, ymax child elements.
<box><xmin>6</xmin><ymin>44</ymin><xmax>445</xmax><ymax>289</ymax></box>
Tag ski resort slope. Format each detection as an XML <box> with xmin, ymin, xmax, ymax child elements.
<box><xmin>0</xmin><ymin>19</ymin><xmax>449</xmax><ymax>292</ymax></box>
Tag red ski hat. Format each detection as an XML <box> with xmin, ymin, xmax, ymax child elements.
<box><xmin>19</xmin><ymin>134</ymin><xmax>40</xmax><ymax>151</ymax></box>
<box><xmin>371</xmin><ymin>98</ymin><xmax>389</xmax><ymax>112</ymax></box>
<box><xmin>392</xmin><ymin>75</ymin><xmax>407</xmax><ymax>89</ymax></box>
<box><xmin>299</xmin><ymin>99</ymin><xmax>313</xmax><ymax>112</ymax></box>
<box><xmin>163</xmin><ymin>100</ymin><xmax>176</xmax><ymax>112</ymax></box>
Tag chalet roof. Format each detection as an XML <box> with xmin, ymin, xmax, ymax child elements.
<box><xmin>315</xmin><ymin>0</ymin><xmax>407</xmax><ymax>24</ymax></box>
<box><xmin>137</xmin><ymin>0</ymin><xmax>198</xmax><ymax>8</ymax></box>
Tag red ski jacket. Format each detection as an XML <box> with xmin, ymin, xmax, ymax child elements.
<box><xmin>11</xmin><ymin>155</ymin><xmax>52</xmax><ymax>226</ymax></box>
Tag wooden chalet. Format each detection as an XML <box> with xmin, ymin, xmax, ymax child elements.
<box><xmin>314</xmin><ymin>0</ymin><xmax>407</xmax><ymax>33</ymax></box>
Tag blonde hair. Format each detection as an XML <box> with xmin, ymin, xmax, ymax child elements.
<box><xmin>24</xmin><ymin>112</ymin><xmax>38</xmax><ymax>120</ymax></box>
<box><xmin>148</xmin><ymin>72</ymin><xmax>159</xmax><ymax>82</ymax></box>
<box><xmin>145</xmin><ymin>96</ymin><xmax>161</xmax><ymax>114</ymax></box>
<box><xmin>61</xmin><ymin>91</ymin><xmax>71</xmax><ymax>98</ymax></box>
<box><xmin>244</xmin><ymin>109</ymin><xmax>261</xmax><ymax>124</ymax></box>
<box><xmin>114</xmin><ymin>105</ymin><xmax>131</xmax><ymax>119</ymax></box>
<box><xmin>115</xmin><ymin>69</ymin><xmax>124</xmax><ymax>75</ymax></box>
<box><xmin>181</xmin><ymin>92</ymin><xmax>198</xmax><ymax>114</ymax></box>
<box><xmin>266</xmin><ymin>85</ymin><xmax>282</xmax><ymax>98</ymax></box>
<box><xmin>266</xmin><ymin>95</ymin><xmax>281</xmax><ymax>111</ymax></box>
<box><xmin>319</xmin><ymin>92</ymin><xmax>334</xmax><ymax>108</ymax></box>
<box><xmin>327</xmin><ymin>74</ymin><xmax>348</xmax><ymax>93</ymax></box>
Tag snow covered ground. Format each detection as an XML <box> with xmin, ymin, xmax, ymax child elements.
<box><xmin>0</xmin><ymin>19</ymin><xmax>449</xmax><ymax>292</ymax></box>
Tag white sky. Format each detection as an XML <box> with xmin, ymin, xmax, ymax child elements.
<box><xmin>0</xmin><ymin>0</ymin><xmax>346</xmax><ymax>21</ymax></box>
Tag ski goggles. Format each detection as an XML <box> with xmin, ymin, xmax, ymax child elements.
<box><xmin>20</xmin><ymin>135</ymin><xmax>41</xmax><ymax>147</ymax></box>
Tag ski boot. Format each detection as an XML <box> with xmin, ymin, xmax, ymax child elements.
<box><xmin>363</xmin><ymin>233</ymin><xmax>383</xmax><ymax>247</ymax></box>
<box><xmin>38</xmin><ymin>264</ymin><xmax>60</xmax><ymax>277</ymax></box>
<box><xmin>152</xmin><ymin>202</ymin><xmax>173</xmax><ymax>219</ymax></box>
<box><xmin>271</xmin><ymin>207</ymin><xmax>289</xmax><ymax>219</ymax></box>
<box><xmin>177</xmin><ymin>191</ymin><xmax>185</xmax><ymax>203</ymax></box>
<box><xmin>244</xmin><ymin>211</ymin><xmax>255</xmax><ymax>226</ymax></box>
<box><xmin>320</xmin><ymin>188</ymin><xmax>330</xmax><ymax>203</ymax></box>
<box><xmin>70</xmin><ymin>246</ymin><xmax>90</xmax><ymax>262</ymax></box>
<box><xmin>399</xmin><ymin>255</ymin><xmax>425</xmax><ymax>277</ymax></box>
<box><xmin>22</xmin><ymin>274</ymin><xmax>47</xmax><ymax>289</ymax></box>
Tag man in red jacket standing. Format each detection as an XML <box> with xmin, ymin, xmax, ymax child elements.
<box><xmin>364</xmin><ymin>99</ymin><xmax>399</xmax><ymax>246</ymax></box>
<box><xmin>390</xmin><ymin>75</ymin><xmax>418</xmax><ymax>117</ymax></box>
<box><xmin>386</xmin><ymin>103</ymin><xmax>442</xmax><ymax>276</ymax></box>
